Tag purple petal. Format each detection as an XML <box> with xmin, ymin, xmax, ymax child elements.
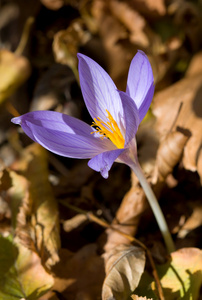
<box><xmin>118</xmin><ymin>91</ymin><xmax>139</xmax><ymax>146</ymax></box>
<box><xmin>88</xmin><ymin>148</ymin><xmax>126</xmax><ymax>178</ymax></box>
<box><xmin>126</xmin><ymin>50</ymin><xmax>154</xmax><ymax>122</ymax></box>
<box><xmin>77</xmin><ymin>53</ymin><xmax>124</xmax><ymax>127</ymax></box>
<box><xmin>12</xmin><ymin>111</ymin><xmax>114</xmax><ymax>158</ymax></box>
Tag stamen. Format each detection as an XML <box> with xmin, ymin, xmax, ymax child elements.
<box><xmin>91</xmin><ymin>110</ymin><xmax>125</xmax><ymax>148</ymax></box>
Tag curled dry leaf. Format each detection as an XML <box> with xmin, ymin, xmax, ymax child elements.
<box><xmin>153</xmin><ymin>57</ymin><xmax>202</xmax><ymax>181</ymax></box>
<box><xmin>154</xmin><ymin>128</ymin><xmax>190</xmax><ymax>182</ymax></box>
<box><xmin>0</xmin><ymin>49</ymin><xmax>31</xmax><ymax>104</ymax></box>
<box><xmin>102</xmin><ymin>244</ymin><xmax>145</xmax><ymax>300</ymax></box>
<box><xmin>53</xmin><ymin>19</ymin><xmax>91</xmax><ymax>72</ymax></box>
<box><xmin>11</xmin><ymin>143</ymin><xmax>60</xmax><ymax>267</ymax></box>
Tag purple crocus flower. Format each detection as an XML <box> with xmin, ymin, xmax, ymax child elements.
<box><xmin>12</xmin><ymin>51</ymin><xmax>175</xmax><ymax>254</ymax></box>
<box><xmin>11</xmin><ymin>50</ymin><xmax>154</xmax><ymax>179</ymax></box>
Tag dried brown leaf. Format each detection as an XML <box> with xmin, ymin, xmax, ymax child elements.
<box><xmin>102</xmin><ymin>244</ymin><xmax>145</xmax><ymax>300</ymax></box>
<box><xmin>0</xmin><ymin>49</ymin><xmax>31</xmax><ymax>104</ymax></box>
<box><xmin>11</xmin><ymin>143</ymin><xmax>60</xmax><ymax>267</ymax></box>
<box><xmin>153</xmin><ymin>63</ymin><xmax>202</xmax><ymax>181</ymax></box>
<box><xmin>53</xmin><ymin>19</ymin><xmax>91</xmax><ymax>72</ymax></box>
<box><xmin>109</xmin><ymin>0</ymin><xmax>149</xmax><ymax>47</ymax></box>
<box><xmin>155</xmin><ymin>129</ymin><xmax>190</xmax><ymax>181</ymax></box>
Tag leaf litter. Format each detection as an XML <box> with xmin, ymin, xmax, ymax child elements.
<box><xmin>0</xmin><ymin>0</ymin><xmax>202</xmax><ymax>299</ymax></box>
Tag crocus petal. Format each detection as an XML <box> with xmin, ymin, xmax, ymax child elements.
<box><xmin>12</xmin><ymin>111</ymin><xmax>114</xmax><ymax>158</ymax></box>
<box><xmin>77</xmin><ymin>53</ymin><xmax>124</xmax><ymax>127</ymax></box>
<box><xmin>126</xmin><ymin>50</ymin><xmax>154</xmax><ymax>122</ymax></box>
<box><xmin>88</xmin><ymin>148</ymin><xmax>126</xmax><ymax>179</ymax></box>
<box><xmin>118</xmin><ymin>91</ymin><xmax>139</xmax><ymax>146</ymax></box>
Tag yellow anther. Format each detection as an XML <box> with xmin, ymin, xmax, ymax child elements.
<box><xmin>91</xmin><ymin>110</ymin><xmax>125</xmax><ymax>148</ymax></box>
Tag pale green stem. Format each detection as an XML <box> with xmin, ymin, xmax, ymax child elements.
<box><xmin>130</xmin><ymin>161</ymin><xmax>175</xmax><ymax>254</ymax></box>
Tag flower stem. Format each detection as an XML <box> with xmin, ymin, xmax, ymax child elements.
<box><xmin>130</xmin><ymin>162</ymin><xmax>175</xmax><ymax>253</ymax></box>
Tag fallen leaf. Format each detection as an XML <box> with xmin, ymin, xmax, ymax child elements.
<box><xmin>0</xmin><ymin>235</ymin><xmax>53</xmax><ymax>300</ymax></box>
<box><xmin>0</xmin><ymin>49</ymin><xmax>31</xmax><ymax>104</ymax></box>
<box><xmin>11</xmin><ymin>143</ymin><xmax>60</xmax><ymax>267</ymax></box>
<box><xmin>102</xmin><ymin>245</ymin><xmax>145</xmax><ymax>300</ymax></box>
<box><xmin>154</xmin><ymin>129</ymin><xmax>190</xmax><ymax>182</ymax></box>
<box><xmin>135</xmin><ymin>247</ymin><xmax>202</xmax><ymax>299</ymax></box>
<box><xmin>152</xmin><ymin>61</ymin><xmax>202</xmax><ymax>181</ymax></box>
<box><xmin>109</xmin><ymin>0</ymin><xmax>149</xmax><ymax>47</ymax></box>
<box><xmin>53</xmin><ymin>18</ymin><xmax>91</xmax><ymax>78</ymax></box>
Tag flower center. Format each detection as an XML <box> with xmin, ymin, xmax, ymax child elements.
<box><xmin>91</xmin><ymin>110</ymin><xmax>125</xmax><ymax>148</ymax></box>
